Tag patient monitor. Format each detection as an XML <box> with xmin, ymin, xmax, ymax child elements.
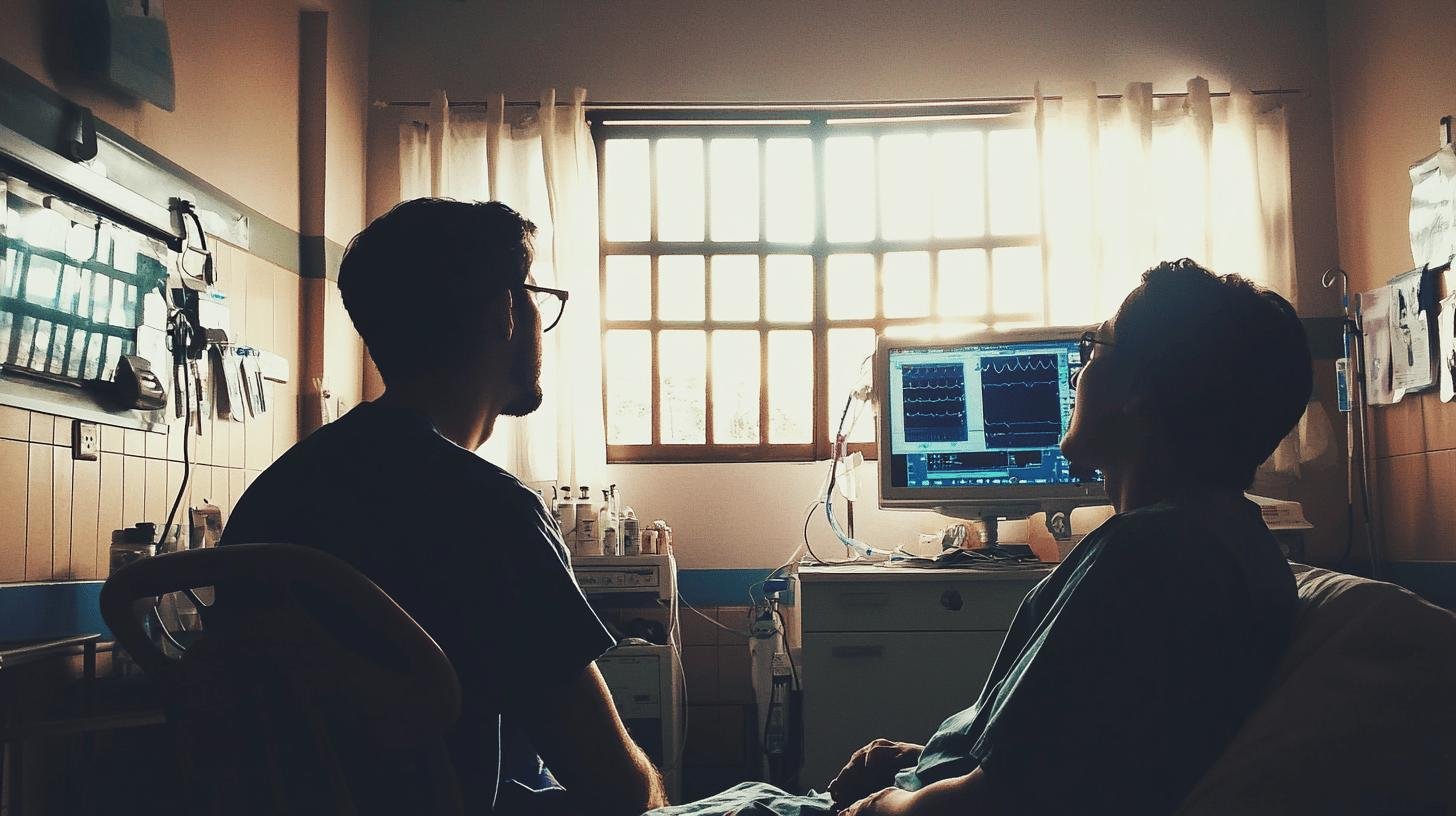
<box><xmin>876</xmin><ymin>327</ymin><xmax>1106</xmax><ymax>545</ymax></box>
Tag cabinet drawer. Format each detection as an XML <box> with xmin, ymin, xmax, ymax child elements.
<box><xmin>800</xmin><ymin>630</ymin><xmax>1004</xmax><ymax>789</ymax></box>
<box><xmin>800</xmin><ymin>577</ymin><xmax>1037</xmax><ymax>633</ymax></box>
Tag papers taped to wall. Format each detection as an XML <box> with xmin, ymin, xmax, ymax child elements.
<box><xmin>1359</xmin><ymin>286</ymin><xmax>1396</xmax><ymax>405</ymax></box>
<box><xmin>1439</xmin><ymin>293</ymin><xmax>1456</xmax><ymax>403</ymax></box>
<box><xmin>1410</xmin><ymin>145</ymin><xmax>1456</xmax><ymax>271</ymax></box>
<box><xmin>1389</xmin><ymin>267</ymin><xmax>1436</xmax><ymax>395</ymax></box>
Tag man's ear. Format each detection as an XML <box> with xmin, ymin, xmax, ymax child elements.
<box><xmin>1121</xmin><ymin>373</ymin><xmax>1158</xmax><ymax>423</ymax></box>
<box><xmin>485</xmin><ymin>289</ymin><xmax>515</xmax><ymax>341</ymax></box>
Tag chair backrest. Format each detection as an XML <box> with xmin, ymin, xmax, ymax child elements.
<box><xmin>100</xmin><ymin>543</ymin><xmax>464</xmax><ymax>816</ymax></box>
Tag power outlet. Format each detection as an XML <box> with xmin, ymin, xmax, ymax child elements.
<box><xmin>72</xmin><ymin>420</ymin><xmax>99</xmax><ymax>461</ymax></box>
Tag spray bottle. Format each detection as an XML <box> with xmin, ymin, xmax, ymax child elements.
<box><xmin>599</xmin><ymin>489</ymin><xmax>618</xmax><ymax>555</ymax></box>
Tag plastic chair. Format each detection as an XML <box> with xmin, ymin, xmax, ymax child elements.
<box><xmin>100</xmin><ymin>543</ymin><xmax>464</xmax><ymax>816</ymax></box>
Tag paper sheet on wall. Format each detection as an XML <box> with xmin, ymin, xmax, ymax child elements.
<box><xmin>1439</xmin><ymin>294</ymin><xmax>1456</xmax><ymax>403</ymax></box>
<box><xmin>1359</xmin><ymin>286</ymin><xmax>1397</xmax><ymax>405</ymax></box>
<box><xmin>1389</xmin><ymin>267</ymin><xmax>1435</xmax><ymax>394</ymax></box>
<box><xmin>1410</xmin><ymin>145</ymin><xmax>1456</xmax><ymax>270</ymax></box>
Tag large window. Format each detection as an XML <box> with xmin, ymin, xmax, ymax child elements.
<box><xmin>596</xmin><ymin>107</ymin><xmax>1051</xmax><ymax>463</ymax></box>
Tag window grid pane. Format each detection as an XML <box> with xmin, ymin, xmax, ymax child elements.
<box><xmin>712</xmin><ymin>330</ymin><xmax>760</xmax><ymax>444</ymax></box>
<box><xmin>656</xmin><ymin>139</ymin><xmax>706</xmax><ymax>241</ymax></box>
<box><xmin>605</xmin><ymin>330</ymin><xmax>652</xmax><ymax>444</ymax></box>
<box><xmin>659</xmin><ymin>329</ymin><xmax>706</xmax><ymax>444</ymax></box>
<box><xmin>768</xmin><ymin>330</ymin><xmax>813</xmax><ymax>443</ymax></box>
<box><xmin>600</xmin><ymin>115</ymin><xmax>1051</xmax><ymax>460</ymax></box>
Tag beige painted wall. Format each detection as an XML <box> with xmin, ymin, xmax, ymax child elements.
<box><xmin>0</xmin><ymin>0</ymin><xmax>369</xmax><ymax>245</ymax></box>
<box><xmin>1327</xmin><ymin>0</ymin><xmax>1456</xmax><ymax>563</ymax></box>
<box><xmin>367</xmin><ymin>0</ymin><xmax>1349</xmax><ymax>569</ymax></box>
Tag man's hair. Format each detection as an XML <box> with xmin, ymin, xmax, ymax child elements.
<box><xmin>338</xmin><ymin>199</ymin><xmax>537</xmax><ymax>383</ymax></box>
<box><xmin>1114</xmin><ymin>258</ymin><xmax>1312</xmax><ymax>490</ymax></box>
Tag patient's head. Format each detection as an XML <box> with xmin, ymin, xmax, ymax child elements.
<box><xmin>339</xmin><ymin>198</ymin><xmax>543</xmax><ymax>415</ymax></box>
<box><xmin>1060</xmin><ymin>258</ymin><xmax>1312</xmax><ymax>491</ymax></box>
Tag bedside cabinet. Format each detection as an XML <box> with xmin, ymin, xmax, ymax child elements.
<box><xmin>796</xmin><ymin>564</ymin><xmax>1048</xmax><ymax>790</ymax></box>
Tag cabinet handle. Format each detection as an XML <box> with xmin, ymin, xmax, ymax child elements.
<box><xmin>831</xmin><ymin>645</ymin><xmax>885</xmax><ymax>659</ymax></box>
<box><xmin>940</xmin><ymin>589</ymin><xmax>963</xmax><ymax>611</ymax></box>
<box><xmin>838</xmin><ymin>592</ymin><xmax>889</xmax><ymax>609</ymax></box>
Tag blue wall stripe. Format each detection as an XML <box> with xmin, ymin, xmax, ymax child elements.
<box><xmin>675</xmin><ymin>568</ymin><xmax>777</xmax><ymax>607</ymax></box>
<box><xmin>0</xmin><ymin>569</ymin><xmax>779</xmax><ymax>643</ymax></box>
<box><xmin>0</xmin><ymin>581</ymin><xmax>108</xmax><ymax>643</ymax></box>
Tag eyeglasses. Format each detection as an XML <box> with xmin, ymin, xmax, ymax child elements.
<box><xmin>522</xmin><ymin>283</ymin><xmax>569</xmax><ymax>332</ymax></box>
<box><xmin>1070</xmin><ymin>329</ymin><xmax>1115</xmax><ymax>388</ymax></box>
<box><xmin>1078</xmin><ymin>329</ymin><xmax>1114</xmax><ymax>365</ymax></box>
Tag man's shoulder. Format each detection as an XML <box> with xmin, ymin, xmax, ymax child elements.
<box><xmin>1089</xmin><ymin>495</ymin><xmax>1294</xmax><ymax>603</ymax></box>
<box><xmin>1103</xmin><ymin>495</ymin><xmax>1267</xmax><ymax>548</ymax></box>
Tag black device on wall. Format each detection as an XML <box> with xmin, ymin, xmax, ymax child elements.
<box><xmin>72</xmin><ymin>0</ymin><xmax>177</xmax><ymax>112</ymax></box>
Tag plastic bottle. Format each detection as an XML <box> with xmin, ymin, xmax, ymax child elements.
<box><xmin>622</xmin><ymin>509</ymin><xmax>640</xmax><ymax>556</ymax></box>
<box><xmin>598</xmin><ymin>490</ymin><xmax>618</xmax><ymax>555</ymax></box>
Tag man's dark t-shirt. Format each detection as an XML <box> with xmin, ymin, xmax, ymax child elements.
<box><xmin>896</xmin><ymin>492</ymin><xmax>1297</xmax><ymax>814</ymax></box>
<box><xmin>221</xmin><ymin>397</ymin><xmax>615</xmax><ymax>813</ymax></box>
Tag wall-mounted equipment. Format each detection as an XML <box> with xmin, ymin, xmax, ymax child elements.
<box><xmin>72</xmin><ymin>0</ymin><xmax>177</xmax><ymax>112</ymax></box>
<box><xmin>0</xmin><ymin>172</ymin><xmax>177</xmax><ymax>426</ymax></box>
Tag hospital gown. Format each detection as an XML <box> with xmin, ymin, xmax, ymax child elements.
<box><xmin>653</xmin><ymin>491</ymin><xmax>1296</xmax><ymax>816</ymax></box>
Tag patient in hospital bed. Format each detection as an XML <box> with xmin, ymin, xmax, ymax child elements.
<box><xmin>652</xmin><ymin>259</ymin><xmax>1313</xmax><ymax>816</ymax></box>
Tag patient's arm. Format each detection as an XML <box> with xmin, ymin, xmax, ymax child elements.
<box><xmin>523</xmin><ymin>662</ymin><xmax>667</xmax><ymax>815</ymax></box>
<box><xmin>827</xmin><ymin>739</ymin><xmax>925</xmax><ymax>809</ymax></box>
<box><xmin>838</xmin><ymin>767</ymin><xmax>1000</xmax><ymax>816</ymax></box>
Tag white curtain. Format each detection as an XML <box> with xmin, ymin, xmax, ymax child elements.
<box><xmin>1035</xmin><ymin>76</ymin><xmax>1297</xmax><ymax>321</ymax></box>
<box><xmin>1036</xmin><ymin>77</ymin><xmax>1311</xmax><ymax>478</ymax></box>
<box><xmin>397</xmin><ymin>88</ymin><xmax>605</xmax><ymax>488</ymax></box>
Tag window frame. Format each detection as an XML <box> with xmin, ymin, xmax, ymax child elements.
<box><xmin>592</xmin><ymin>104</ymin><xmax>1049</xmax><ymax>464</ymax></box>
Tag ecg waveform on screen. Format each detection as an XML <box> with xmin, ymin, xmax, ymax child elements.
<box><xmin>978</xmin><ymin>353</ymin><xmax>1062</xmax><ymax>447</ymax></box>
<box><xmin>901</xmin><ymin>363</ymin><xmax>968</xmax><ymax>442</ymax></box>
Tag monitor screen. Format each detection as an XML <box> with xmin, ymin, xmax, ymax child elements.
<box><xmin>880</xmin><ymin>330</ymin><xmax>1101</xmax><ymax>497</ymax></box>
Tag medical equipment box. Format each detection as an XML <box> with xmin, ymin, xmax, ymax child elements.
<box><xmin>571</xmin><ymin>553</ymin><xmax>676</xmax><ymax>603</ymax></box>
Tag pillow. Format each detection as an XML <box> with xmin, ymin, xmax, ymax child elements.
<box><xmin>1177</xmin><ymin>565</ymin><xmax>1456</xmax><ymax>815</ymax></box>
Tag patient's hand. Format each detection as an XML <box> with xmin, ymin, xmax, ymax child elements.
<box><xmin>827</xmin><ymin>739</ymin><xmax>924</xmax><ymax>810</ymax></box>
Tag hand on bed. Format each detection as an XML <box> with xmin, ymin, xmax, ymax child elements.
<box><xmin>827</xmin><ymin>739</ymin><xmax>924</xmax><ymax>810</ymax></box>
<box><xmin>836</xmin><ymin>786</ymin><xmax>918</xmax><ymax>816</ymax></box>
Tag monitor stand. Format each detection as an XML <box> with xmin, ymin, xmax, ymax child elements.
<box><xmin>978</xmin><ymin>514</ymin><xmax>1003</xmax><ymax>549</ymax></box>
<box><xmin>943</xmin><ymin>501</ymin><xmax>1099</xmax><ymax>549</ymax></box>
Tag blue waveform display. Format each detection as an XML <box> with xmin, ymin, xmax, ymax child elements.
<box><xmin>901</xmin><ymin>362</ymin><xmax>967</xmax><ymax>442</ymax></box>
<box><xmin>978</xmin><ymin>354</ymin><xmax>1062</xmax><ymax>447</ymax></box>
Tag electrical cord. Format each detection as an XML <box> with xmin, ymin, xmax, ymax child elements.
<box><xmin>824</xmin><ymin>391</ymin><xmax>890</xmax><ymax>559</ymax></box>
<box><xmin>800</xmin><ymin>500</ymin><xmax>854</xmax><ymax>567</ymax></box>
<box><xmin>771</xmin><ymin>604</ymin><xmax>799</xmax><ymax>688</ymax></box>
<box><xmin>680</xmin><ymin>595</ymin><xmax>755</xmax><ymax>639</ymax></box>
<box><xmin>663</xmin><ymin>547</ymin><xmax>688</xmax><ymax>777</ymax></box>
<box><xmin>151</xmin><ymin>296</ymin><xmax>197</xmax><ymax>655</ymax></box>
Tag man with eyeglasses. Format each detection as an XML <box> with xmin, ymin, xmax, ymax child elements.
<box><xmin>223</xmin><ymin>199</ymin><xmax>665</xmax><ymax>816</ymax></box>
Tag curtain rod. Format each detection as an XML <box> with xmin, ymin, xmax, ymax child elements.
<box><xmin>373</xmin><ymin>88</ymin><xmax>1304</xmax><ymax>110</ymax></box>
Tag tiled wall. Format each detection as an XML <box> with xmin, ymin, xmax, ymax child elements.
<box><xmin>1370</xmin><ymin>385</ymin><xmax>1456</xmax><ymax>561</ymax></box>
<box><xmin>0</xmin><ymin>241</ymin><xmax>302</xmax><ymax>584</ymax></box>
<box><xmin>599</xmin><ymin>603</ymin><xmax>760</xmax><ymax>795</ymax></box>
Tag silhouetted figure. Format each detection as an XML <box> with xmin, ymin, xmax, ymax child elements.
<box><xmin>224</xmin><ymin>199</ymin><xmax>666</xmax><ymax>816</ymax></box>
<box><xmin>653</xmin><ymin>260</ymin><xmax>1311</xmax><ymax>816</ymax></box>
